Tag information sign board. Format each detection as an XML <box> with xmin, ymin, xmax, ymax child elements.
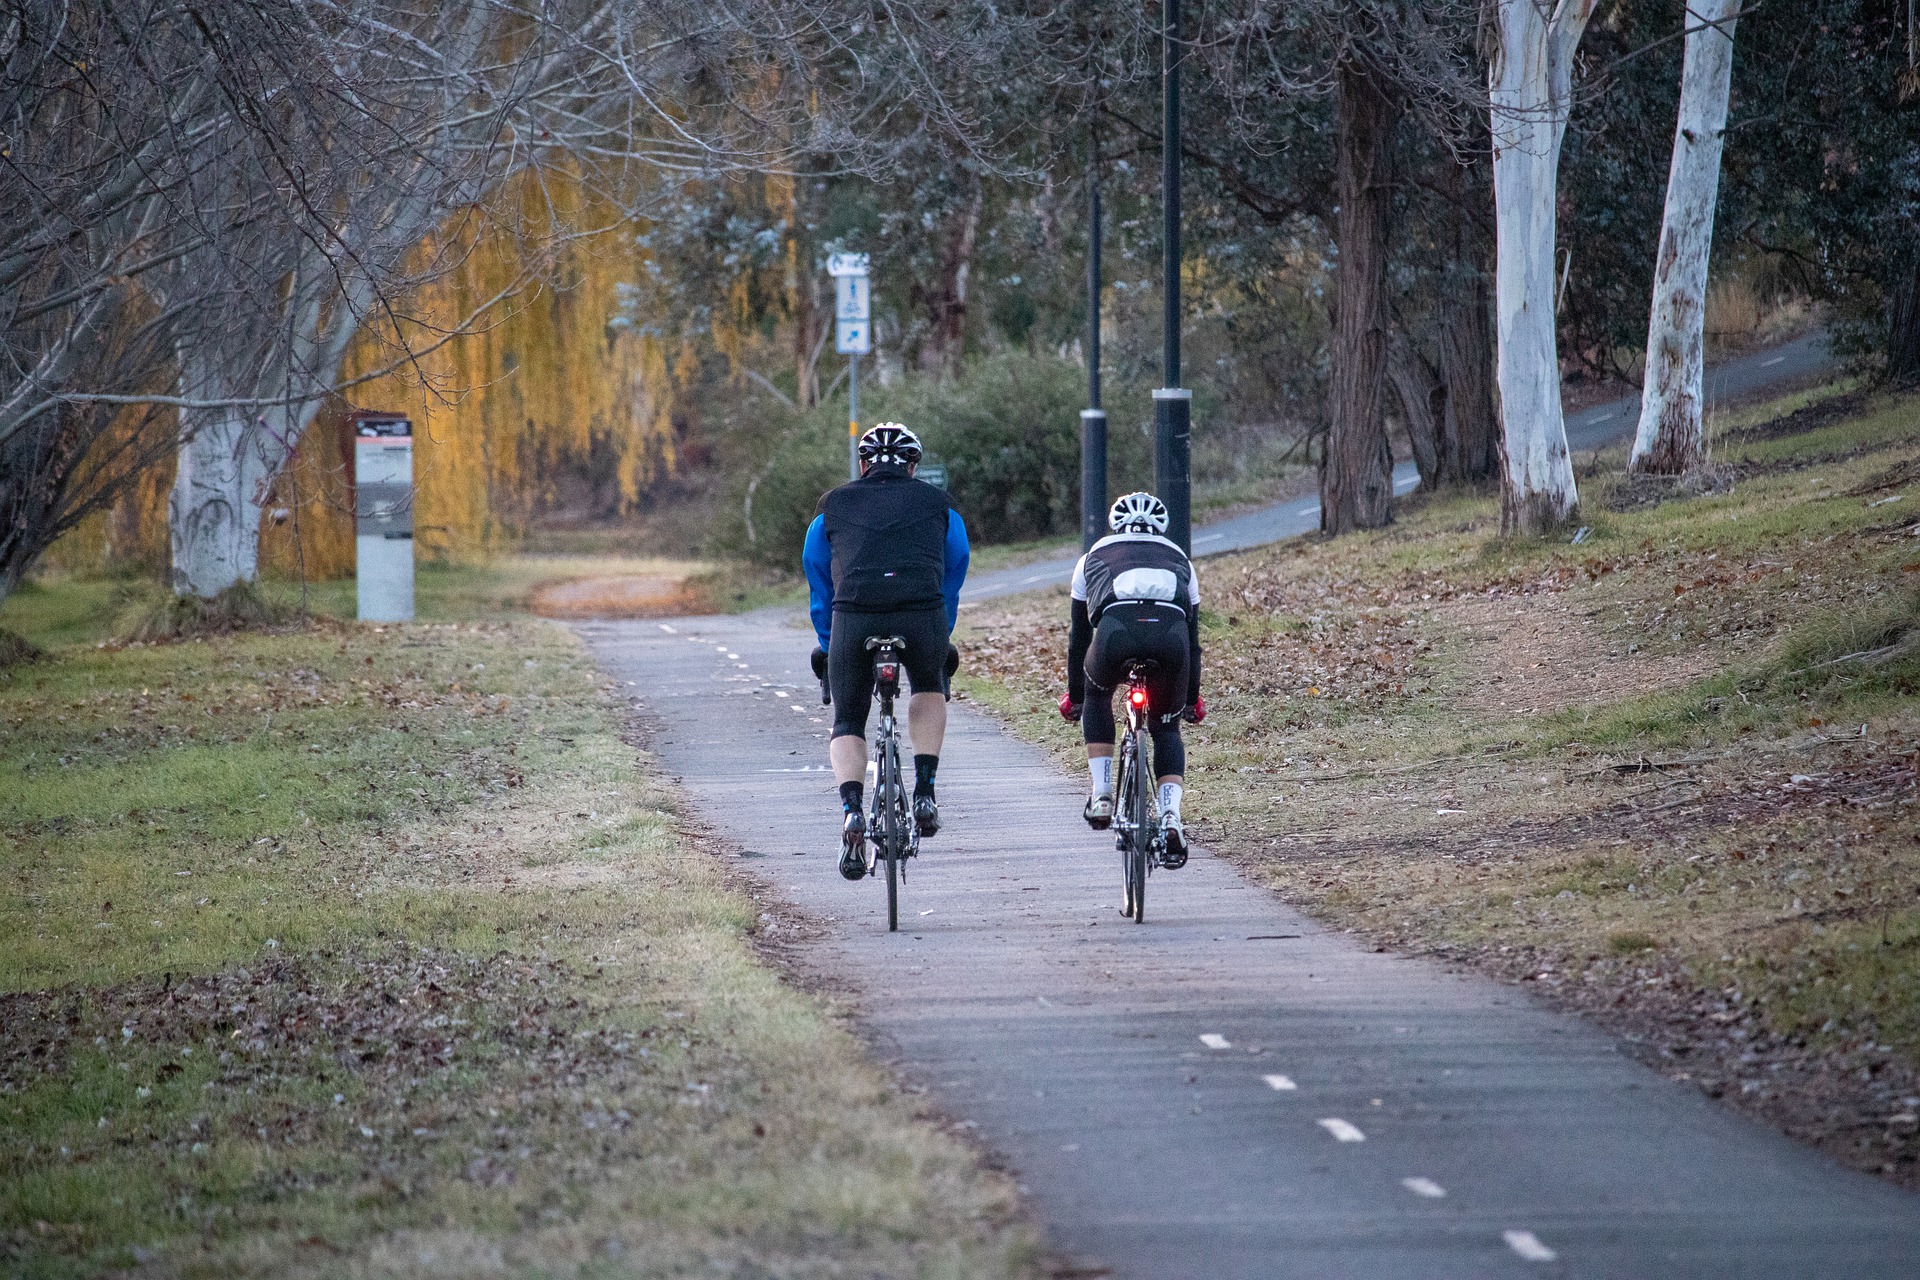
<box><xmin>835</xmin><ymin>319</ymin><xmax>870</xmax><ymax>355</ymax></box>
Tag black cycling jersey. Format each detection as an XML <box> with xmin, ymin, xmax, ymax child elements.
<box><xmin>812</xmin><ymin>466</ymin><xmax>956</xmax><ymax>613</ymax></box>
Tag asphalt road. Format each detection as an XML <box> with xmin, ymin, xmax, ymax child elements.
<box><xmin>961</xmin><ymin>331</ymin><xmax>1836</xmax><ymax>603</ymax></box>
<box><xmin>578</xmin><ymin>605</ymin><xmax>1920</xmax><ymax>1278</ymax></box>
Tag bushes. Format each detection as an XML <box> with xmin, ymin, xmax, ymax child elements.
<box><xmin>719</xmin><ymin>353</ymin><xmax>1151</xmax><ymax>567</ymax></box>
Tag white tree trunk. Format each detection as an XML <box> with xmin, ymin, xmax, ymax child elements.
<box><xmin>1630</xmin><ymin>0</ymin><xmax>1741</xmax><ymax>475</ymax></box>
<box><xmin>168</xmin><ymin>419</ymin><xmax>285</xmax><ymax>598</ymax></box>
<box><xmin>1489</xmin><ymin>0</ymin><xmax>1599</xmax><ymax>533</ymax></box>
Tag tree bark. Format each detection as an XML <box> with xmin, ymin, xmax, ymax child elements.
<box><xmin>1631</xmin><ymin>0</ymin><xmax>1741</xmax><ymax>475</ymax></box>
<box><xmin>1436</xmin><ymin>153</ymin><xmax>1500</xmax><ymax>485</ymax></box>
<box><xmin>1489</xmin><ymin>0</ymin><xmax>1598</xmax><ymax>533</ymax></box>
<box><xmin>1321</xmin><ymin>54</ymin><xmax>1401</xmax><ymax>535</ymax></box>
<box><xmin>1888</xmin><ymin>251</ymin><xmax>1920</xmax><ymax>384</ymax></box>
<box><xmin>1387</xmin><ymin>327</ymin><xmax>1443</xmax><ymax>491</ymax></box>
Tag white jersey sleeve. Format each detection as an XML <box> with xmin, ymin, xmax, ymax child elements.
<box><xmin>1069</xmin><ymin>552</ymin><xmax>1090</xmax><ymax>602</ymax></box>
<box><xmin>1187</xmin><ymin>558</ymin><xmax>1200</xmax><ymax>606</ymax></box>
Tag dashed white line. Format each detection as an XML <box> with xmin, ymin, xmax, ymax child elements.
<box><xmin>1195</xmin><ymin>534</ymin><xmax>1225</xmax><ymax>544</ymax></box>
<box><xmin>1503</xmin><ymin>1230</ymin><xmax>1557</xmax><ymax>1262</ymax></box>
<box><xmin>1317</xmin><ymin>1118</ymin><xmax>1365</xmax><ymax>1143</ymax></box>
<box><xmin>1401</xmin><ymin>1177</ymin><xmax>1446</xmax><ymax>1199</ymax></box>
<box><xmin>658</xmin><ymin>623</ymin><xmax>677</xmax><ymax>633</ymax></box>
<box><xmin>1262</xmin><ymin>1074</ymin><xmax>1297</xmax><ymax>1091</ymax></box>
<box><xmin>715</xmin><ymin>646</ymin><xmax>729</xmax><ymax>653</ymax></box>
<box><xmin>1761</xmin><ymin>354</ymin><xmax>1786</xmax><ymax>367</ymax></box>
<box><xmin>1199</xmin><ymin>1033</ymin><xmax>1232</xmax><ymax>1050</ymax></box>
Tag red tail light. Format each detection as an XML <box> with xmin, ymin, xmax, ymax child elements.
<box><xmin>878</xmin><ymin>663</ymin><xmax>899</xmax><ymax>683</ymax></box>
<box><xmin>1129</xmin><ymin>687</ymin><xmax>1148</xmax><ymax>708</ymax></box>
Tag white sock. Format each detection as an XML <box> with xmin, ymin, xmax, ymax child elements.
<box><xmin>1089</xmin><ymin>756</ymin><xmax>1113</xmax><ymax>797</ymax></box>
<box><xmin>1158</xmin><ymin>782</ymin><xmax>1183</xmax><ymax>819</ymax></box>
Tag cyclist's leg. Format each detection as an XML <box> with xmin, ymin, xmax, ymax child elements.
<box><xmin>827</xmin><ymin>610</ymin><xmax>879</xmax><ymax>782</ymax></box>
<box><xmin>1140</xmin><ymin>627</ymin><xmax>1191</xmax><ymax>861</ymax></box>
<box><xmin>895</xmin><ymin>608</ymin><xmax>951</xmax><ymax>832</ymax></box>
<box><xmin>1080</xmin><ymin>617</ymin><xmax>1126</xmax><ymax>824</ymax></box>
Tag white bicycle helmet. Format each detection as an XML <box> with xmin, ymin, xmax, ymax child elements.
<box><xmin>1108</xmin><ymin>491</ymin><xmax>1169</xmax><ymax>535</ymax></box>
<box><xmin>857</xmin><ymin>422</ymin><xmax>922</xmax><ymax>470</ymax></box>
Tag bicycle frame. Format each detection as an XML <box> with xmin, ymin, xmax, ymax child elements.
<box><xmin>865</xmin><ymin>636</ymin><xmax>915</xmax><ymax>932</ymax></box>
<box><xmin>1114</xmin><ymin>663</ymin><xmax>1160</xmax><ymax>922</ymax></box>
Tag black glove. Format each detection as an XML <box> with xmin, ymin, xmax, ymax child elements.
<box><xmin>811</xmin><ymin>647</ymin><xmax>830</xmax><ymax>704</ymax></box>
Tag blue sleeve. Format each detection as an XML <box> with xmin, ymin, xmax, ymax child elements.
<box><xmin>802</xmin><ymin>514</ymin><xmax>833</xmax><ymax>651</ymax></box>
<box><xmin>942</xmin><ymin>509</ymin><xmax>970</xmax><ymax>631</ymax></box>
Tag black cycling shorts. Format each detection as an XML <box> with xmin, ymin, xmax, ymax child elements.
<box><xmin>1082</xmin><ymin>601</ymin><xmax>1189</xmax><ymax>778</ymax></box>
<box><xmin>828</xmin><ymin>607</ymin><xmax>950</xmax><ymax>740</ymax></box>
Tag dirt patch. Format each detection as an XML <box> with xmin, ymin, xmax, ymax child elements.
<box><xmin>529</xmin><ymin>574</ymin><xmax>701</xmax><ymax>619</ymax></box>
<box><xmin>1438</xmin><ymin>594</ymin><xmax>1718</xmax><ymax>716</ymax></box>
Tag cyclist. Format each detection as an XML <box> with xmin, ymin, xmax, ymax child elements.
<box><xmin>803</xmin><ymin>423</ymin><xmax>970</xmax><ymax>880</ymax></box>
<box><xmin>1059</xmin><ymin>492</ymin><xmax>1205</xmax><ymax>865</ymax></box>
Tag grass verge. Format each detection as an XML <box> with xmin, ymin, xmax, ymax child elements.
<box><xmin>960</xmin><ymin>380</ymin><xmax>1920</xmax><ymax>1188</ymax></box>
<box><xmin>1</xmin><ymin>611</ymin><xmax>1032</xmax><ymax>1277</ymax></box>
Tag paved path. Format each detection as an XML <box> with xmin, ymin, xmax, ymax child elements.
<box><xmin>962</xmin><ymin>331</ymin><xmax>1836</xmax><ymax>603</ymax></box>
<box><xmin>579</xmin><ymin>606</ymin><xmax>1920</xmax><ymax>1278</ymax></box>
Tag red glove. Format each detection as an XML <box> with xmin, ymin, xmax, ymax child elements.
<box><xmin>1183</xmin><ymin>696</ymin><xmax>1206</xmax><ymax>724</ymax></box>
<box><xmin>1059</xmin><ymin>694</ymin><xmax>1082</xmax><ymax>722</ymax></box>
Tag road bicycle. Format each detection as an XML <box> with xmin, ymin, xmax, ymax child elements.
<box><xmin>861</xmin><ymin>634</ymin><xmax>916</xmax><ymax>931</ymax></box>
<box><xmin>1113</xmin><ymin>660</ymin><xmax>1162</xmax><ymax>923</ymax></box>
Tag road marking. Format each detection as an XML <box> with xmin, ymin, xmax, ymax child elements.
<box><xmin>658</xmin><ymin>623</ymin><xmax>677</xmax><ymax>633</ymax></box>
<box><xmin>919</xmin><ymin>909</ymin><xmax>934</xmax><ymax>916</ymax></box>
<box><xmin>1199</xmin><ymin>1033</ymin><xmax>1232</xmax><ymax>1050</ymax></box>
<box><xmin>1402</xmin><ymin>1177</ymin><xmax>1446</xmax><ymax>1198</ymax></box>
<box><xmin>1195</xmin><ymin>534</ymin><xmax>1225</xmax><ymax>544</ymax></box>
<box><xmin>773</xmin><ymin>691</ymin><xmax>789</xmax><ymax>698</ymax></box>
<box><xmin>789</xmin><ymin>705</ymin><xmax>805</xmax><ymax>713</ymax></box>
<box><xmin>1020</xmin><ymin>573</ymin><xmax>1051</xmax><ymax>584</ymax></box>
<box><xmin>716</xmin><ymin>646</ymin><xmax>729</xmax><ymax>652</ymax></box>
<box><xmin>1262</xmin><ymin>1074</ymin><xmax>1297</xmax><ymax>1091</ymax></box>
<box><xmin>1503</xmin><ymin>1231</ymin><xmax>1557</xmax><ymax>1262</ymax></box>
<box><xmin>1761</xmin><ymin>355</ymin><xmax>1786</xmax><ymax>367</ymax></box>
<box><xmin>1318</xmin><ymin>1118</ymin><xmax>1365</xmax><ymax>1142</ymax></box>
<box><xmin>727</xmin><ymin>653</ymin><xmax>740</xmax><ymax>659</ymax></box>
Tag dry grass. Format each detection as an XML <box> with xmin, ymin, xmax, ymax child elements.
<box><xmin>959</xmin><ymin>381</ymin><xmax>1920</xmax><ymax>1188</ymax></box>
<box><xmin>0</xmin><ymin>615</ymin><xmax>1035</xmax><ymax>1278</ymax></box>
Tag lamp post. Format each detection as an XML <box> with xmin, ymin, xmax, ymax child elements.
<box><xmin>1155</xmin><ymin>0</ymin><xmax>1191</xmax><ymax>552</ymax></box>
<box><xmin>1081</xmin><ymin>121</ymin><xmax>1107</xmax><ymax>551</ymax></box>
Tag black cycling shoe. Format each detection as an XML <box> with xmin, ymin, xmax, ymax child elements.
<box><xmin>913</xmin><ymin>792</ymin><xmax>940</xmax><ymax>837</ymax></box>
<box><xmin>839</xmin><ymin>811</ymin><xmax>869</xmax><ymax>880</ymax></box>
<box><xmin>1159</xmin><ymin>814</ymin><xmax>1188</xmax><ymax>870</ymax></box>
<box><xmin>1083</xmin><ymin>794</ymin><xmax>1113</xmax><ymax>830</ymax></box>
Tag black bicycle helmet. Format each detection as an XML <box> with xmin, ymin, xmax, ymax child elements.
<box><xmin>1108</xmin><ymin>491</ymin><xmax>1170</xmax><ymax>535</ymax></box>
<box><xmin>857</xmin><ymin>422</ymin><xmax>922</xmax><ymax>470</ymax></box>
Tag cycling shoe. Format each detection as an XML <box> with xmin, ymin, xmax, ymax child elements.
<box><xmin>1083</xmin><ymin>794</ymin><xmax>1113</xmax><ymax>830</ymax></box>
<box><xmin>839</xmin><ymin>811</ymin><xmax>869</xmax><ymax>880</ymax></box>
<box><xmin>1159</xmin><ymin>814</ymin><xmax>1188</xmax><ymax>869</ymax></box>
<box><xmin>913</xmin><ymin>792</ymin><xmax>940</xmax><ymax>837</ymax></box>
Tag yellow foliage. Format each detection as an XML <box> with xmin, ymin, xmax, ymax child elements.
<box><xmin>65</xmin><ymin>172</ymin><xmax>678</xmax><ymax>583</ymax></box>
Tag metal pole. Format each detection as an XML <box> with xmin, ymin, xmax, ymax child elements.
<box><xmin>1082</xmin><ymin>121</ymin><xmax>1108</xmax><ymax>550</ymax></box>
<box><xmin>1156</xmin><ymin>0</ymin><xmax>1191</xmax><ymax>551</ymax></box>
<box><xmin>848</xmin><ymin>351</ymin><xmax>860</xmax><ymax>481</ymax></box>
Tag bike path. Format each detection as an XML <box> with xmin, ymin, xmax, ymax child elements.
<box><xmin>578</xmin><ymin>606</ymin><xmax>1920</xmax><ymax>1279</ymax></box>
<box><xmin>961</xmin><ymin>331</ymin><xmax>1835</xmax><ymax>604</ymax></box>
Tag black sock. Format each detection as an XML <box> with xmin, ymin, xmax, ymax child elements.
<box><xmin>839</xmin><ymin>780</ymin><xmax>863</xmax><ymax>813</ymax></box>
<box><xmin>913</xmin><ymin>754</ymin><xmax>939</xmax><ymax>797</ymax></box>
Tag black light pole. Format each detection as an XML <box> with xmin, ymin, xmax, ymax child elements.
<box><xmin>1155</xmin><ymin>0</ymin><xmax>1192</xmax><ymax>552</ymax></box>
<box><xmin>1081</xmin><ymin>121</ymin><xmax>1107</xmax><ymax>551</ymax></box>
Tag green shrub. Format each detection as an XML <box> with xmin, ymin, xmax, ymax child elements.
<box><xmin>717</xmin><ymin>353</ymin><xmax>1152</xmax><ymax>567</ymax></box>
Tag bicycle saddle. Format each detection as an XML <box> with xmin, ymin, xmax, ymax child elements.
<box><xmin>864</xmin><ymin>635</ymin><xmax>907</xmax><ymax>652</ymax></box>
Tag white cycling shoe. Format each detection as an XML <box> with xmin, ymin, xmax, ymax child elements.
<box><xmin>1083</xmin><ymin>793</ymin><xmax>1113</xmax><ymax>830</ymax></box>
<box><xmin>1159</xmin><ymin>813</ymin><xmax>1188</xmax><ymax>869</ymax></box>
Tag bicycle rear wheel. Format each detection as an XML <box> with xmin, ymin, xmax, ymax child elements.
<box><xmin>1127</xmin><ymin>733</ymin><xmax>1150</xmax><ymax>924</ymax></box>
<box><xmin>881</xmin><ymin>741</ymin><xmax>902</xmax><ymax>932</ymax></box>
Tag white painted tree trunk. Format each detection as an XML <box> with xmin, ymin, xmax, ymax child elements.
<box><xmin>166</xmin><ymin>395</ymin><xmax>290</xmax><ymax>598</ymax></box>
<box><xmin>1630</xmin><ymin>0</ymin><xmax>1741</xmax><ymax>475</ymax></box>
<box><xmin>1489</xmin><ymin>0</ymin><xmax>1599</xmax><ymax>533</ymax></box>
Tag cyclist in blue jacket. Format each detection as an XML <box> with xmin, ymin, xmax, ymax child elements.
<box><xmin>803</xmin><ymin>423</ymin><xmax>970</xmax><ymax>879</ymax></box>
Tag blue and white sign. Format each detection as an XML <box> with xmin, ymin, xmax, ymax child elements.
<box><xmin>826</xmin><ymin>252</ymin><xmax>869</xmax><ymax>278</ymax></box>
<box><xmin>836</xmin><ymin>319</ymin><xmax>871</xmax><ymax>355</ymax></box>
<box><xmin>834</xmin><ymin>273</ymin><xmax>870</xmax><ymax>322</ymax></box>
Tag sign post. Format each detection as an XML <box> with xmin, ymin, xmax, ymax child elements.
<box><xmin>352</xmin><ymin>414</ymin><xmax>414</xmax><ymax>622</ymax></box>
<box><xmin>829</xmin><ymin>252</ymin><xmax>871</xmax><ymax>480</ymax></box>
